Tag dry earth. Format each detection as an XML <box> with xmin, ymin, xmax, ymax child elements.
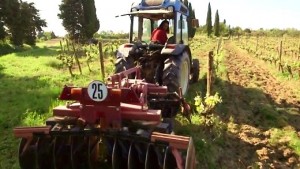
<box><xmin>212</xmin><ymin>41</ymin><xmax>300</xmax><ymax>169</ymax></box>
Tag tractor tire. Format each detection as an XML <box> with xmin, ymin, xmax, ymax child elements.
<box><xmin>114</xmin><ymin>56</ymin><xmax>135</xmax><ymax>78</ymax></box>
<box><xmin>190</xmin><ymin>59</ymin><xmax>200</xmax><ymax>83</ymax></box>
<box><xmin>162</xmin><ymin>51</ymin><xmax>190</xmax><ymax>95</ymax></box>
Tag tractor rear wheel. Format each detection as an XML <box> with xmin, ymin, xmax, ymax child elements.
<box><xmin>162</xmin><ymin>51</ymin><xmax>190</xmax><ymax>95</ymax></box>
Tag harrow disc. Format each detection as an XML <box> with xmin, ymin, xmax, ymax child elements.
<box><xmin>53</xmin><ymin>136</ymin><xmax>72</xmax><ymax>169</ymax></box>
<box><xmin>70</xmin><ymin>136</ymin><xmax>89</xmax><ymax>169</ymax></box>
<box><xmin>145</xmin><ymin>144</ymin><xmax>162</xmax><ymax>169</ymax></box>
<box><xmin>128</xmin><ymin>142</ymin><xmax>146</xmax><ymax>169</ymax></box>
<box><xmin>36</xmin><ymin>136</ymin><xmax>54</xmax><ymax>169</ymax></box>
<box><xmin>18</xmin><ymin>138</ymin><xmax>38</xmax><ymax>169</ymax></box>
<box><xmin>163</xmin><ymin>146</ymin><xmax>177</xmax><ymax>169</ymax></box>
<box><xmin>112</xmin><ymin>139</ymin><xmax>131</xmax><ymax>169</ymax></box>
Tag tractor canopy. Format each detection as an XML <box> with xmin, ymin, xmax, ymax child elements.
<box><xmin>118</xmin><ymin>0</ymin><xmax>190</xmax><ymax>45</ymax></box>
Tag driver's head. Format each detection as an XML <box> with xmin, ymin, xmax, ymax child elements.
<box><xmin>159</xmin><ymin>20</ymin><xmax>169</xmax><ymax>33</ymax></box>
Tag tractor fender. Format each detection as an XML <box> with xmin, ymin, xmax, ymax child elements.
<box><xmin>116</xmin><ymin>43</ymin><xmax>134</xmax><ymax>58</ymax></box>
<box><xmin>161</xmin><ymin>44</ymin><xmax>186</xmax><ymax>56</ymax></box>
<box><xmin>161</xmin><ymin>44</ymin><xmax>193</xmax><ymax>67</ymax></box>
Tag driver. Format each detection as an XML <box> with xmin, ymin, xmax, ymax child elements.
<box><xmin>150</xmin><ymin>20</ymin><xmax>169</xmax><ymax>45</ymax></box>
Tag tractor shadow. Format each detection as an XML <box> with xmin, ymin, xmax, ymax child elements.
<box><xmin>177</xmin><ymin>76</ymin><xmax>300</xmax><ymax>168</ymax></box>
<box><xmin>186</xmin><ymin>76</ymin><xmax>300</xmax><ymax>131</ymax></box>
<box><xmin>14</xmin><ymin>45</ymin><xmax>60</xmax><ymax>57</ymax></box>
<box><xmin>0</xmin><ymin>74</ymin><xmax>61</xmax><ymax>168</ymax></box>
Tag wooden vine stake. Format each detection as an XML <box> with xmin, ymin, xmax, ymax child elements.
<box><xmin>207</xmin><ymin>51</ymin><xmax>214</xmax><ymax>96</ymax></box>
<box><xmin>72</xmin><ymin>42</ymin><xmax>82</xmax><ymax>75</ymax></box>
<box><xmin>298</xmin><ymin>43</ymin><xmax>300</xmax><ymax>60</ymax></box>
<box><xmin>99</xmin><ymin>41</ymin><xmax>105</xmax><ymax>81</ymax></box>
<box><xmin>278</xmin><ymin>40</ymin><xmax>284</xmax><ymax>73</ymax></box>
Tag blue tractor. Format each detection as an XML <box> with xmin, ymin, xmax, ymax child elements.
<box><xmin>115</xmin><ymin>0</ymin><xmax>200</xmax><ymax>119</ymax></box>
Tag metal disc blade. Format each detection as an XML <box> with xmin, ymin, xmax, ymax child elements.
<box><xmin>71</xmin><ymin>136</ymin><xmax>89</xmax><ymax>169</ymax></box>
<box><xmin>185</xmin><ymin>138</ymin><xmax>196</xmax><ymax>169</ymax></box>
<box><xmin>53</xmin><ymin>136</ymin><xmax>72</xmax><ymax>169</ymax></box>
<box><xmin>18</xmin><ymin>138</ymin><xmax>38</xmax><ymax>169</ymax></box>
<box><xmin>112</xmin><ymin>139</ymin><xmax>122</xmax><ymax>169</ymax></box>
<box><xmin>36</xmin><ymin>137</ymin><xmax>54</xmax><ymax>169</ymax></box>
<box><xmin>128</xmin><ymin>142</ymin><xmax>145</xmax><ymax>169</ymax></box>
<box><xmin>145</xmin><ymin>144</ymin><xmax>161</xmax><ymax>169</ymax></box>
<box><xmin>112</xmin><ymin>139</ymin><xmax>129</xmax><ymax>169</ymax></box>
<box><xmin>163</xmin><ymin>146</ymin><xmax>177</xmax><ymax>169</ymax></box>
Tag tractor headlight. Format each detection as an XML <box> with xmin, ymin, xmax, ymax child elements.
<box><xmin>166</xmin><ymin>6</ymin><xmax>173</xmax><ymax>12</ymax></box>
<box><xmin>131</xmin><ymin>8</ymin><xmax>138</xmax><ymax>12</ymax></box>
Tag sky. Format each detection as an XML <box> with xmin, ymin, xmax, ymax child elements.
<box><xmin>24</xmin><ymin>0</ymin><xmax>300</xmax><ymax>36</ymax></box>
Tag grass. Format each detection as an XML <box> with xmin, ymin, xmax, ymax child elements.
<box><xmin>0</xmin><ymin>42</ymin><xmax>114</xmax><ymax>169</ymax></box>
<box><xmin>270</xmin><ymin>127</ymin><xmax>300</xmax><ymax>156</ymax></box>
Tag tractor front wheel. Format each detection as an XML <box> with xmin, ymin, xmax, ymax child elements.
<box><xmin>114</xmin><ymin>56</ymin><xmax>135</xmax><ymax>78</ymax></box>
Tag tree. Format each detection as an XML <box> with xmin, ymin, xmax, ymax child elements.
<box><xmin>0</xmin><ymin>3</ymin><xmax>6</xmax><ymax>41</ymax></box>
<box><xmin>58</xmin><ymin>0</ymin><xmax>99</xmax><ymax>42</ymax></box>
<box><xmin>187</xmin><ymin>3</ymin><xmax>196</xmax><ymax>38</ymax></box>
<box><xmin>58</xmin><ymin>0</ymin><xmax>83</xmax><ymax>41</ymax></box>
<box><xmin>82</xmin><ymin>0</ymin><xmax>99</xmax><ymax>39</ymax></box>
<box><xmin>206</xmin><ymin>2</ymin><xmax>212</xmax><ymax>37</ymax></box>
<box><xmin>1</xmin><ymin>0</ymin><xmax>46</xmax><ymax>46</ymax></box>
<box><xmin>183</xmin><ymin>0</ymin><xmax>196</xmax><ymax>38</ymax></box>
<box><xmin>214</xmin><ymin>10</ymin><xmax>220</xmax><ymax>37</ymax></box>
<box><xmin>21</xmin><ymin>2</ymin><xmax>47</xmax><ymax>45</ymax></box>
<box><xmin>3</xmin><ymin>0</ymin><xmax>23</xmax><ymax>46</ymax></box>
<box><xmin>0</xmin><ymin>21</ymin><xmax>5</xmax><ymax>41</ymax></box>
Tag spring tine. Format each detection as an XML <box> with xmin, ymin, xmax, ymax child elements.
<box><xmin>18</xmin><ymin>138</ymin><xmax>38</xmax><ymax>169</ymax></box>
<box><xmin>145</xmin><ymin>144</ymin><xmax>161</xmax><ymax>169</ymax></box>
<box><xmin>36</xmin><ymin>136</ymin><xmax>54</xmax><ymax>169</ymax></box>
<box><xmin>163</xmin><ymin>146</ymin><xmax>177</xmax><ymax>169</ymax></box>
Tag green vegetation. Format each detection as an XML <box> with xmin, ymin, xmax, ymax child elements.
<box><xmin>0</xmin><ymin>0</ymin><xmax>46</xmax><ymax>46</ymax></box>
<box><xmin>213</xmin><ymin>10</ymin><xmax>220</xmax><ymax>37</ymax></box>
<box><xmin>58</xmin><ymin>0</ymin><xmax>99</xmax><ymax>41</ymax></box>
<box><xmin>0</xmin><ymin>41</ymin><xmax>115</xmax><ymax>168</ymax></box>
<box><xmin>206</xmin><ymin>2</ymin><xmax>212</xmax><ymax>36</ymax></box>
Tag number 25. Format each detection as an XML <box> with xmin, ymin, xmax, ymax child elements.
<box><xmin>92</xmin><ymin>83</ymin><xmax>103</xmax><ymax>99</ymax></box>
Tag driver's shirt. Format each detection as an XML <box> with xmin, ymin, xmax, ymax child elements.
<box><xmin>151</xmin><ymin>28</ymin><xmax>167</xmax><ymax>44</ymax></box>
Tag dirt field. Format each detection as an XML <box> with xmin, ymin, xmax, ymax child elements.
<box><xmin>206</xmin><ymin>40</ymin><xmax>300</xmax><ymax>168</ymax></box>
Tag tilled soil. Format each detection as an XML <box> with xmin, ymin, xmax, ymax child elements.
<box><xmin>212</xmin><ymin>41</ymin><xmax>300</xmax><ymax>169</ymax></box>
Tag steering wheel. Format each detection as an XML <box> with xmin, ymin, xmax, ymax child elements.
<box><xmin>135</xmin><ymin>40</ymin><xmax>148</xmax><ymax>48</ymax></box>
<box><xmin>166</xmin><ymin>36</ymin><xmax>175</xmax><ymax>44</ymax></box>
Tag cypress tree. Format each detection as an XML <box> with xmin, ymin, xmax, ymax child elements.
<box><xmin>206</xmin><ymin>2</ymin><xmax>212</xmax><ymax>37</ymax></box>
<box><xmin>214</xmin><ymin>10</ymin><xmax>220</xmax><ymax>37</ymax></box>
<box><xmin>183</xmin><ymin>0</ymin><xmax>196</xmax><ymax>38</ymax></box>
<box><xmin>58</xmin><ymin>0</ymin><xmax>83</xmax><ymax>41</ymax></box>
<box><xmin>82</xmin><ymin>0</ymin><xmax>100</xmax><ymax>39</ymax></box>
<box><xmin>58</xmin><ymin>0</ymin><xmax>99</xmax><ymax>42</ymax></box>
<box><xmin>188</xmin><ymin>3</ymin><xmax>196</xmax><ymax>38</ymax></box>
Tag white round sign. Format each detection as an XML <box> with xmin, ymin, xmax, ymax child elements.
<box><xmin>87</xmin><ymin>80</ymin><xmax>108</xmax><ymax>102</ymax></box>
